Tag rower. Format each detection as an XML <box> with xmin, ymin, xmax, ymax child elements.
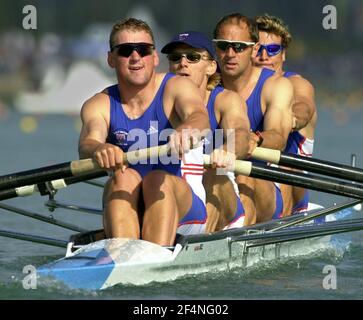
<box><xmin>78</xmin><ymin>18</ymin><xmax>210</xmax><ymax>246</ymax></box>
<box><xmin>161</xmin><ymin>31</ymin><xmax>250</xmax><ymax>231</ymax></box>
<box><xmin>213</xmin><ymin>13</ymin><xmax>294</xmax><ymax>225</ymax></box>
<box><xmin>252</xmin><ymin>14</ymin><xmax>317</xmax><ymax>215</ymax></box>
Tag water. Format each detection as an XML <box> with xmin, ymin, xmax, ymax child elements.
<box><xmin>0</xmin><ymin>108</ymin><xmax>363</xmax><ymax>300</ymax></box>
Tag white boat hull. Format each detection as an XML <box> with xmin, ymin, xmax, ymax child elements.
<box><xmin>37</xmin><ymin>208</ymin><xmax>355</xmax><ymax>290</ymax></box>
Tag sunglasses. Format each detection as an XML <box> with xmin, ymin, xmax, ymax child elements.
<box><xmin>213</xmin><ymin>39</ymin><xmax>255</xmax><ymax>52</ymax></box>
<box><xmin>111</xmin><ymin>42</ymin><xmax>155</xmax><ymax>57</ymax></box>
<box><xmin>257</xmin><ymin>44</ymin><xmax>284</xmax><ymax>57</ymax></box>
<box><xmin>167</xmin><ymin>52</ymin><xmax>212</xmax><ymax>63</ymax></box>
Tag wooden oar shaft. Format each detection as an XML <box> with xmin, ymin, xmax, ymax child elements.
<box><xmin>0</xmin><ymin>144</ymin><xmax>170</xmax><ymax>191</ymax></box>
<box><xmin>252</xmin><ymin>147</ymin><xmax>363</xmax><ymax>183</ymax></box>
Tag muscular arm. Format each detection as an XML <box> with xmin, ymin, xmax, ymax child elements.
<box><xmin>165</xmin><ymin>76</ymin><xmax>210</xmax><ymax>152</ymax></box>
<box><xmin>289</xmin><ymin>76</ymin><xmax>316</xmax><ymax>131</ymax></box>
<box><xmin>78</xmin><ymin>93</ymin><xmax>109</xmax><ymax>159</ymax></box>
<box><xmin>78</xmin><ymin>92</ymin><xmax>125</xmax><ymax>170</ymax></box>
<box><xmin>257</xmin><ymin>75</ymin><xmax>294</xmax><ymax>151</ymax></box>
<box><xmin>217</xmin><ymin>90</ymin><xmax>250</xmax><ymax>159</ymax></box>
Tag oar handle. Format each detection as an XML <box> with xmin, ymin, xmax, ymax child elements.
<box><xmin>203</xmin><ymin>155</ymin><xmax>252</xmax><ymax>176</ymax></box>
<box><xmin>70</xmin><ymin>159</ymin><xmax>100</xmax><ymax>175</ymax></box>
<box><xmin>70</xmin><ymin>144</ymin><xmax>171</xmax><ymax>176</ymax></box>
<box><xmin>251</xmin><ymin>147</ymin><xmax>281</xmax><ymax>164</ymax></box>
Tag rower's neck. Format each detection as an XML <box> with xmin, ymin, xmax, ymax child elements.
<box><xmin>117</xmin><ymin>72</ymin><xmax>160</xmax><ymax>110</ymax></box>
<box><xmin>222</xmin><ymin>66</ymin><xmax>260</xmax><ymax>101</ymax></box>
<box><xmin>203</xmin><ymin>89</ymin><xmax>212</xmax><ymax>106</ymax></box>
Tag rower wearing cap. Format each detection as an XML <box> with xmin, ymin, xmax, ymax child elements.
<box><xmin>252</xmin><ymin>14</ymin><xmax>317</xmax><ymax>215</ymax></box>
<box><xmin>213</xmin><ymin>13</ymin><xmax>294</xmax><ymax>225</ymax></box>
<box><xmin>162</xmin><ymin>31</ymin><xmax>251</xmax><ymax>231</ymax></box>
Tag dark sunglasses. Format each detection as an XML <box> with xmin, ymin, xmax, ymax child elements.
<box><xmin>111</xmin><ymin>42</ymin><xmax>155</xmax><ymax>57</ymax></box>
<box><xmin>257</xmin><ymin>44</ymin><xmax>284</xmax><ymax>57</ymax></box>
<box><xmin>213</xmin><ymin>39</ymin><xmax>255</xmax><ymax>52</ymax></box>
<box><xmin>167</xmin><ymin>52</ymin><xmax>211</xmax><ymax>63</ymax></box>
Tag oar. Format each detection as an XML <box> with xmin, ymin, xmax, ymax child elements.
<box><xmin>0</xmin><ymin>203</ymin><xmax>87</xmax><ymax>232</ymax></box>
<box><xmin>269</xmin><ymin>199</ymin><xmax>362</xmax><ymax>232</ymax></box>
<box><xmin>0</xmin><ymin>144</ymin><xmax>170</xmax><ymax>192</ymax></box>
<box><xmin>229</xmin><ymin>217</ymin><xmax>363</xmax><ymax>248</ymax></box>
<box><xmin>0</xmin><ymin>229</ymin><xmax>68</xmax><ymax>248</ymax></box>
<box><xmin>203</xmin><ymin>156</ymin><xmax>363</xmax><ymax>199</ymax></box>
<box><xmin>0</xmin><ymin>171</ymin><xmax>108</xmax><ymax>201</ymax></box>
<box><xmin>252</xmin><ymin>147</ymin><xmax>363</xmax><ymax>183</ymax></box>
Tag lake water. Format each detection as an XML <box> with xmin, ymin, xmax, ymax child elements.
<box><xmin>0</xmin><ymin>107</ymin><xmax>363</xmax><ymax>301</ymax></box>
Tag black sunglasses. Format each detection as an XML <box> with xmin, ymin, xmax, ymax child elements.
<box><xmin>213</xmin><ymin>39</ymin><xmax>255</xmax><ymax>52</ymax></box>
<box><xmin>167</xmin><ymin>52</ymin><xmax>211</xmax><ymax>63</ymax></box>
<box><xmin>111</xmin><ymin>42</ymin><xmax>155</xmax><ymax>57</ymax></box>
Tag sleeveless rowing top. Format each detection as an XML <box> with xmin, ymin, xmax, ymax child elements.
<box><xmin>283</xmin><ymin>71</ymin><xmax>298</xmax><ymax>78</ymax></box>
<box><xmin>246</xmin><ymin>68</ymin><xmax>275</xmax><ymax>132</ymax></box>
<box><xmin>204</xmin><ymin>85</ymin><xmax>224</xmax><ymax>154</ymax></box>
<box><xmin>204</xmin><ymin>85</ymin><xmax>239</xmax><ymax>196</ymax></box>
<box><xmin>283</xmin><ymin>71</ymin><xmax>314</xmax><ymax>157</ymax></box>
<box><xmin>107</xmin><ymin>72</ymin><xmax>206</xmax><ymax>202</ymax></box>
<box><xmin>245</xmin><ymin>68</ymin><xmax>275</xmax><ymax>166</ymax></box>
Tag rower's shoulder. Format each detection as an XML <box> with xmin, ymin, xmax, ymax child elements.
<box><xmin>263</xmin><ymin>72</ymin><xmax>294</xmax><ymax>95</ymax></box>
<box><xmin>288</xmin><ymin>74</ymin><xmax>315</xmax><ymax>92</ymax></box>
<box><xmin>81</xmin><ymin>89</ymin><xmax>111</xmax><ymax>115</ymax></box>
<box><xmin>216</xmin><ymin>88</ymin><xmax>245</xmax><ymax>107</ymax></box>
<box><xmin>164</xmin><ymin>73</ymin><xmax>201</xmax><ymax>96</ymax></box>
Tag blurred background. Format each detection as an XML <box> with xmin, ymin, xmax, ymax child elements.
<box><xmin>0</xmin><ymin>0</ymin><xmax>362</xmax><ymax>116</ymax></box>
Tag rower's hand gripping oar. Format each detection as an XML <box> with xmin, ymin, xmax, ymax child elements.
<box><xmin>203</xmin><ymin>155</ymin><xmax>363</xmax><ymax>200</ymax></box>
<box><xmin>252</xmin><ymin>147</ymin><xmax>363</xmax><ymax>184</ymax></box>
<box><xmin>0</xmin><ymin>144</ymin><xmax>171</xmax><ymax>192</ymax></box>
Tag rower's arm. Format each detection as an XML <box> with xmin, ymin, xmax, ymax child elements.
<box><xmin>257</xmin><ymin>76</ymin><xmax>294</xmax><ymax>151</ymax></box>
<box><xmin>217</xmin><ymin>90</ymin><xmax>250</xmax><ymax>159</ymax></box>
<box><xmin>78</xmin><ymin>93</ymin><xmax>110</xmax><ymax>159</ymax></box>
<box><xmin>289</xmin><ymin>76</ymin><xmax>316</xmax><ymax>131</ymax></box>
<box><xmin>166</xmin><ymin>76</ymin><xmax>210</xmax><ymax>137</ymax></box>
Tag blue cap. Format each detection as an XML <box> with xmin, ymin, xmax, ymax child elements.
<box><xmin>161</xmin><ymin>31</ymin><xmax>216</xmax><ymax>60</ymax></box>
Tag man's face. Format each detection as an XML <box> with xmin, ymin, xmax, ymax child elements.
<box><xmin>215</xmin><ymin>22</ymin><xmax>255</xmax><ymax>78</ymax></box>
<box><xmin>108</xmin><ymin>30</ymin><xmax>159</xmax><ymax>86</ymax></box>
<box><xmin>167</xmin><ymin>44</ymin><xmax>216</xmax><ymax>89</ymax></box>
<box><xmin>252</xmin><ymin>31</ymin><xmax>285</xmax><ymax>74</ymax></box>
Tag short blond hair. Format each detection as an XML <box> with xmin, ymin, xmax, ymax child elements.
<box><xmin>207</xmin><ymin>73</ymin><xmax>221</xmax><ymax>91</ymax></box>
<box><xmin>255</xmin><ymin>14</ymin><xmax>292</xmax><ymax>48</ymax></box>
<box><xmin>109</xmin><ymin>18</ymin><xmax>155</xmax><ymax>50</ymax></box>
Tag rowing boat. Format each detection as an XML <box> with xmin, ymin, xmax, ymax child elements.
<box><xmin>36</xmin><ymin>201</ymin><xmax>362</xmax><ymax>290</ymax></box>
<box><xmin>1</xmin><ymin>147</ymin><xmax>363</xmax><ymax>291</ymax></box>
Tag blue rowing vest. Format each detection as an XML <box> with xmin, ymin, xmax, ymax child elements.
<box><xmin>246</xmin><ymin>68</ymin><xmax>275</xmax><ymax>132</ymax></box>
<box><xmin>106</xmin><ymin>73</ymin><xmax>181</xmax><ymax>178</ymax></box>
<box><xmin>283</xmin><ymin>71</ymin><xmax>306</xmax><ymax>155</ymax></box>
<box><xmin>204</xmin><ymin>85</ymin><xmax>224</xmax><ymax>154</ymax></box>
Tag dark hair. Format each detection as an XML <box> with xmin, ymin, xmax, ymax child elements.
<box><xmin>109</xmin><ymin>17</ymin><xmax>155</xmax><ymax>50</ymax></box>
<box><xmin>213</xmin><ymin>13</ymin><xmax>259</xmax><ymax>43</ymax></box>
